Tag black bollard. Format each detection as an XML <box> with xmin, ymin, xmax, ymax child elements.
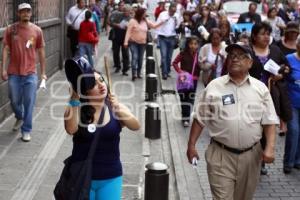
<box><xmin>145</xmin><ymin>74</ymin><xmax>158</xmax><ymax>102</ymax></box>
<box><xmin>146</xmin><ymin>42</ymin><xmax>154</xmax><ymax>58</ymax></box>
<box><xmin>145</xmin><ymin>103</ymin><xmax>161</xmax><ymax>139</ymax></box>
<box><xmin>146</xmin><ymin>57</ymin><xmax>155</xmax><ymax>75</ymax></box>
<box><xmin>144</xmin><ymin>162</ymin><xmax>169</xmax><ymax>200</ymax></box>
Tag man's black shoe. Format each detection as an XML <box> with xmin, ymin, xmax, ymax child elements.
<box><xmin>294</xmin><ymin>164</ymin><xmax>300</xmax><ymax>170</ymax></box>
<box><xmin>115</xmin><ymin>68</ymin><xmax>121</xmax><ymax>73</ymax></box>
<box><xmin>283</xmin><ymin>166</ymin><xmax>292</xmax><ymax>174</ymax></box>
<box><xmin>122</xmin><ymin>72</ymin><xmax>129</xmax><ymax>76</ymax></box>
<box><xmin>162</xmin><ymin>75</ymin><xmax>167</xmax><ymax>80</ymax></box>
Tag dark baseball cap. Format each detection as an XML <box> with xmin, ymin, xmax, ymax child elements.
<box><xmin>225</xmin><ymin>43</ymin><xmax>253</xmax><ymax>56</ymax></box>
<box><xmin>64</xmin><ymin>56</ymin><xmax>96</xmax><ymax>95</ymax></box>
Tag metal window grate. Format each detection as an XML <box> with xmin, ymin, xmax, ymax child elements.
<box><xmin>13</xmin><ymin>0</ymin><xmax>38</xmax><ymax>24</ymax></box>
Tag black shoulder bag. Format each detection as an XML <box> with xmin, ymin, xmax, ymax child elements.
<box><xmin>53</xmin><ymin>106</ymin><xmax>106</xmax><ymax>200</ymax></box>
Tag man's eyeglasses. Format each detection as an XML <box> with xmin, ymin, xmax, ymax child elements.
<box><xmin>227</xmin><ymin>53</ymin><xmax>251</xmax><ymax>60</ymax></box>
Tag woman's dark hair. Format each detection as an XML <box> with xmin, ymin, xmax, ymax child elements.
<box><xmin>208</xmin><ymin>28</ymin><xmax>222</xmax><ymax>43</ymax></box>
<box><xmin>79</xmin><ymin>71</ymin><xmax>108</xmax><ymax>125</ymax></box>
<box><xmin>184</xmin><ymin>36</ymin><xmax>200</xmax><ymax>52</ymax></box>
<box><xmin>284</xmin><ymin>21</ymin><xmax>300</xmax><ymax>42</ymax></box>
<box><xmin>85</xmin><ymin>10</ymin><xmax>92</xmax><ymax>21</ymax></box>
<box><xmin>250</xmin><ymin>22</ymin><xmax>272</xmax><ymax>44</ymax></box>
<box><xmin>134</xmin><ymin>8</ymin><xmax>146</xmax><ymax>23</ymax></box>
<box><xmin>218</xmin><ymin>19</ymin><xmax>231</xmax><ymax>39</ymax></box>
<box><xmin>199</xmin><ymin>4</ymin><xmax>211</xmax><ymax>18</ymax></box>
<box><xmin>183</xmin><ymin>11</ymin><xmax>191</xmax><ymax>18</ymax></box>
<box><xmin>267</xmin><ymin>7</ymin><xmax>277</xmax><ymax>18</ymax></box>
<box><xmin>80</xmin><ymin>102</ymin><xmax>96</xmax><ymax>124</ymax></box>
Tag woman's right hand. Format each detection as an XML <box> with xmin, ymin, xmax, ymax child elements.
<box><xmin>124</xmin><ymin>44</ymin><xmax>128</xmax><ymax>49</ymax></box>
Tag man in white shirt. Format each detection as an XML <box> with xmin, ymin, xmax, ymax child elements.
<box><xmin>65</xmin><ymin>0</ymin><xmax>87</xmax><ymax>56</ymax></box>
<box><xmin>156</xmin><ymin>3</ymin><xmax>181</xmax><ymax>80</ymax></box>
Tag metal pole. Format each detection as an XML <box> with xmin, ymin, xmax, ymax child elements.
<box><xmin>145</xmin><ymin>103</ymin><xmax>160</xmax><ymax>139</ymax></box>
<box><xmin>146</xmin><ymin>42</ymin><xmax>153</xmax><ymax>58</ymax></box>
<box><xmin>146</xmin><ymin>57</ymin><xmax>155</xmax><ymax>75</ymax></box>
<box><xmin>145</xmin><ymin>74</ymin><xmax>157</xmax><ymax>102</ymax></box>
<box><xmin>144</xmin><ymin>162</ymin><xmax>169</xmax><ymax>200</ymax></box>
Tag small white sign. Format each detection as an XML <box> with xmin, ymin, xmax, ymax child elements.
<box><xmin>264</xmin><ymin>59</ymin><xmax>281</xmax><ymax>75</ymax></box>
<box><xmin>87</xmin><ymin>124</ymin><xmax>96</xmax><ymax>133</ymax></box>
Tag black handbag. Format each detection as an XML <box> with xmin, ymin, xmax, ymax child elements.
<box><xmin>53</xmin><ymin>106</ymin><xmax>106</xmax><ymax>200</ymax></box>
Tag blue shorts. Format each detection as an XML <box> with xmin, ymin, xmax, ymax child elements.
<box><xmin>90</xmin><ymin>176</ymin><xmax>122</xmax><ymax>200</ymax></box>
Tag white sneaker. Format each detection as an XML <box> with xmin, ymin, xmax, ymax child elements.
<box><xmin>13</xmin><ymin>119</ymin><xmax>23</xmax><ymax>131</ymax></box>
<box><xmin>21</xmin><ymin>132</ymin><xmax>31</xmax><ymax>142</ymax></box>
<box><xmin>183</xmin><ymin>121</ymin><xmax>190</xmax><ymax>127</ymax></box>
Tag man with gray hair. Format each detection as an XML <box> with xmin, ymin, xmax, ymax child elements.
<box><xmin>187</xmin><ymin>43</ymin><xmax>278</xmax><ymax>200</ymax></box>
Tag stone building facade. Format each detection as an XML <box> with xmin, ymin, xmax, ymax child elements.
<box><xmin>0</xmin><ymin>0</ymin><xmax>75</xmax><ymax>123</ymax></box>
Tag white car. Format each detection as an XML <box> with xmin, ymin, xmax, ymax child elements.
<box><xmin>222</xmin><ymin>0</ymin><xmax>267</xmax><ymax>24</ymax></box>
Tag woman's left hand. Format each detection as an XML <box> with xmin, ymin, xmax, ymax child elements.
<box><xmin>108</xmin><ymin>94</ymin><xmax>120</xmax><ymax>112</ymax></box>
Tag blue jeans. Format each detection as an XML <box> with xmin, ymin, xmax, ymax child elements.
<box><xmin>129</xmin><ymin>42</ymin><xmax>146</xmax><ymax>76</ymax></box>
<box><xmin>8</xmin><ymin>74</ymin><xmax>38</xmax><ymax>133</ymax></box>
<box><xmin>90</xmin><ymin>176</ymin><xmax>122</xmax><ymax>200</ymax></box>
<box><xmin>284</xmin><ymin>107</ymin><xmax>300</xmax><ymax>167</ymax></box>
<box><xmin>159</xmin><ymin>35</ymin><xmax>176</xmax><ymax>76</ymax></box>
<box><xmin>78</xmin><ymin>42</ymin><xmax>94</xmax><ymax>67</ymax></box>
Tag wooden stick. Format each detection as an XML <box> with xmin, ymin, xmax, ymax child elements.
<box><xmin>104</xmin><ymin>56</ymin><xmax>112</xmax><ymax>94</ymax></box>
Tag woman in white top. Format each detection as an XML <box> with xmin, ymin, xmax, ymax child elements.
<box><xmin>199</xmin><ymin>28</ymin><xmax>227</xmax><ymax>86</ymax></box>
<box><xmin>187</xmin><ymin>0</ymin><xmax>197</xmax><ymax>12</ymax></box>
<box><xmin>265</xmin><ymin>7</ymin><xmax>286</xmax><ymax>43</ymax></box>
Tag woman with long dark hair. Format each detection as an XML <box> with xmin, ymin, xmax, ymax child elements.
<box><xmin>194</xmin><ymin>4</ymin><xmax>217</xmax><ymax>46</ymax></box>
<box><xmin>249</xmin><ymin>22</ymin><xmax>292</xmax><ymax>175</ymax></box>
<box><xmin>199</xmin><ymin>28</ymin><xmax>227</xmax><ymax>87</ymax></box>
<box><xmin>64</xmin><ymin>57</ymin><xmax>140</xmax><ymax>199</ymax></box>
<box><xmin>124</xmin><ymin>7</ymin><xmax>163</xmax><ymax>81</ymax></box>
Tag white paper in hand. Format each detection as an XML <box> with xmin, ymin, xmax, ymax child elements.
<box><xmin>119</xmin><ymin>20</ymin><xmax>128</xmax><ymax>29</ymax></box>
<box><xmin>264</xmin><ymin>59</ymin><xmax>281</xmax><ymax>75</ymax></box>
<box><xmin>39</xmin><ymin>79</ymin><xmax>47</xmax><ymax>90</ymax></box>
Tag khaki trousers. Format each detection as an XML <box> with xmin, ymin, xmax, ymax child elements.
<box><xmin>205</xmin><ymin>141</ymin><xmax>262</xmax><ymax>200</ymax></box>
